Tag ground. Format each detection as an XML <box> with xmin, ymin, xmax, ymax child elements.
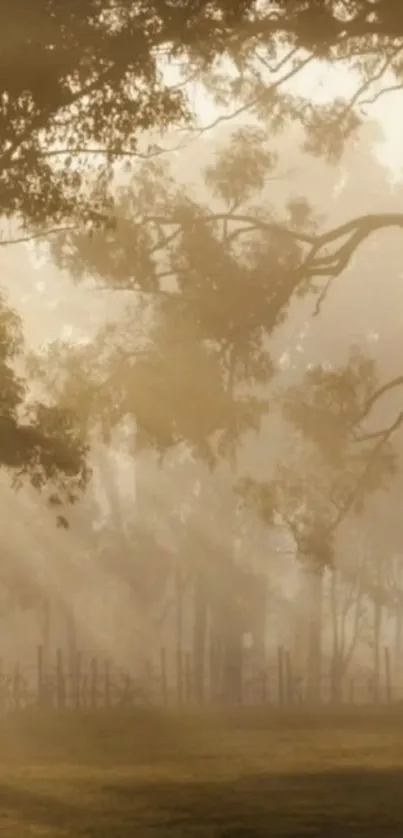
<box><xmin>0</xmin><ymin>708</ymin><xmax>403</xmax><ymax>835</ymax></box>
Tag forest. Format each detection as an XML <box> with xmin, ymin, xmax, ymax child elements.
<box><xmin>1</xmin><ymin>1</ymin><xmax>403</xmax><ymax>714</ymax></box>
<box><xmin>4</xmin><ymin>3</ymin><xmax>403</xmax><ymax>836</ymax></box>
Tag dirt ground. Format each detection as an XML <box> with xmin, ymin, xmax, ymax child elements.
<box><xmin>0</xmin><ymin>708</ymin><xmax>403</xmax><ymax>836</ymax></box>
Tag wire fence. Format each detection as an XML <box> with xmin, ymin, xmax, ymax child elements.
<box><xmin>0</xmin><ymin>643</ymin><xmax>400</xmax><ymax>712</ymax></box>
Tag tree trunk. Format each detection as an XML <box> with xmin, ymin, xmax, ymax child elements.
<box><xmin>373</xmin><ymin>596</ymin><xmax>382</xmax><ymax>704</ymax></box>
<box><xmin>176</xmin><ymin>567</ymin><xmax>184</xmax><ymax>704</ymax></box>
<box><xmin>63</xmin><ymin>599</ymin><xmax>78</xmax><ymax>676</ymax></box>
<box><xmin>41</xmin><ymin>595</ymin><xmax>52</xmax><ymax>686</ymax></box>
<box><xmin>329</xmin><ymin>569</ymin><xmax>343</xmax><ymax>703</ymax></box>
<box><xmin>220</xmin><ymin>597</ymin><xmax>243</xmax><ymax>706</ymax></box>
<box><xmin>221</xmin><ymin>629</ymin><xmax>243</xmax><ymax>704</ymax></box>
<box><xmin>394</xmin><ymin>605</ymin><xmax>403</xmax><ymax>683</ymax></box>
<box><xmin>299</xmin><ymin>556</ymin><xmax>324</xmax><ymax>704</ymax></box>
<box><xmin>192</xmin><ymin>571</ymin><xmax>208</xmax><ymax>705</ymax></box>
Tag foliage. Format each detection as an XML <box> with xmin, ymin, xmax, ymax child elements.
<box><xmin>282</xmin><ymin>347</ymin><xmax>399</xmax><ymax>504</ymax></box>
<box><xmin>1</xmin><ymin>0</ymin><xmax>403</xmax><ymax>246</ymax></box>
<box><xmin>0</xmin><ymin>292</ymin><xmax>88</xmax><ymax>523</ymax></box>
<box><xmin>0</xmin><ymin>0</ymin><xmax>257</xmax><ymax>232</ymax></box>
<box><xmin>34</xmin><ymin>129</ymin><xmax>319</xmax><ymax>465</ymax></box>
<box><xmin>29</xmin><ymin>120</ymin><xmax>402</xmax><ymax>572</ymax></box>
<box><xmin>238</xmin><ymin>348</ymin><xmax>399</xmax><ymax>567</ymax></box>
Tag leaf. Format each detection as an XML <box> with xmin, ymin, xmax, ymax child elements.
<box><xmin>203</xmin><ymin>127</ymin><xmax>277</xmax><ymax>206</ymax></box>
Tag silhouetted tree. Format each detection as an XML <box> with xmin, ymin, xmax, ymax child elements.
<box><xmin>32</xmin><ymin>117</ymin><xmax>403</xmax><ymax>702</ymax></box>
<box><xmin>239</xmin><ymin>348</ymin><xmax>399</xmax><ymax>700</ymax></box>
<box><xmin>0</xmin><ymin>292</ymin><xmax>88</xmax><ymax>522</ymax></box>
<box><xmin>2</xmin><ymin>0</ymin><xmax>403</xmax><ymax>257</ymax></box>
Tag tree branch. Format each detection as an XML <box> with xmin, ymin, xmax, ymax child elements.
<box><xmin>189</xmin><ymin>52</ymin><xmax>315</xmax><ymax>137</ymax></box>
<box><xmin>142</xmin><ymin>212</ymin><xmax>315</xmax><ymax>244</ymax></box>
<box><xmin>301</xmin><ymin>213</ymin><xmax>403</xmax><ymax>282</ymax></box>
<box><xmin>0</xmin><ymin>63</ymin><xmax>119</xmax><ymax>174</ymax></box>
<box><xmin>39</xmin><ymin>141</ymin><xmax>193</xmax><ymax>162</ymax></box>
<box><xmin>358</xmin><ymin>375</ymin><xmax>403</xmax><ymax>425</ymax></box>
<box><xmin>0</xmin><ymin>225</ymin><xmax>78</xmax><ymax>248</ymax></box>
<box><xmin>360</xmin><ymin>82</ymin><xmax>403</xmax><ymax>108</ymax></box>
<box><xmin>339</xmin><ymin>46</ymin><xmax>403</xmax><ymax>119</ymax></box>
<box><xmin>331</xmin><ymin>410</ymin><xmax>403</xmax><ymax>532</ymax></box>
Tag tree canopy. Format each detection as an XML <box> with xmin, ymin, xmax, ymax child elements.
<box><xmin>30</xmin><ymin>124</ymin><xmax>400</xmax><ymax>564</ymax></box>
<box><xmin>2</xmin><ymin>0</ymin><xmax>403</xmax><ymax>255</ymax></box>
<box><xmin>3</xmin><ymin>2</ymin><xmax>403</xmax><ymax>698</ymax></box>
<box><xmin>2</xmin><ymin>0</ymin><xmax>403</xmax><ymax>548</ymax></box>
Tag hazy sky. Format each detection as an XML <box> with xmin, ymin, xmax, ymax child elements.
<box><xmin>0</xmin><ymin>39</ymin><xmax>402</xmax><ymax>674</ymax></box>
<box><xmin>1</xmin><ymin>52</ymin><xmax>402</xmax><ymax>350</ymax></box>
<box><xmin>175</xmin><ymin>53</ymin><xmax>403</xmax><ymax>172</ymax></box>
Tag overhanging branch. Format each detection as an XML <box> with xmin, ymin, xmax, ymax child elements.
<box><xmin>304</xmin><ymin>213</ymin><xmax>403</xmax><ymax>276</ymax></box>
<box><xmin>358</xmin><ymin>375</ymin><xmax>403</xmax><ymax>424</ymax></box>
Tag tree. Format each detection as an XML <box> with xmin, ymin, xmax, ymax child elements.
<box><xmin>0</xmin><ymin>0</ymin><xmax>257</xmax><ymax>236</ymax></box>
<box><xmin>31</xmin><ymin>115</ymin><xmax>403</xmax><ymax>703</ymax></box>
<box><xmin>0</xmin><ymin>291</ymin><xmax>88</xmax><ymax>523</ymax></box>
<box><xmin>31</xmin><ymin>126</ymin><xmax>315</xmax><ymax>700</ymax></box>
<box><xmin>39</xmin><ymin>130</ymin><xmax>303</xmax><ymax>462</ymax></box>
<box><xmin>239</xmin><ymin>348</ymin><xmax>400</xmax><ymax>701</ymax></box>
<box><xmin>2</xmin><ymin>0</ymin><xmax>403</xmax><ymax>254</ymax></box>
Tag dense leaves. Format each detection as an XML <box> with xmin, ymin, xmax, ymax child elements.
<box><xmin>2</xmin><ymin>0</ymin><xmax>403</xmax><ymax>241</ymax></box>
<box><xmin>0</xmin><ymin>0</ymin><xmax>259</xmax><ymax>232</ymax></box>
<box><xmin>33</xmin><ymin>129</ymin><xmax>326</xmax><ymax>469</ymax></box>
<box><xmin>239</xmin><ymin>348</ymin><xmax>399</xmax><ymax>567</ymax></box>
<box><xmin>5</xmin><ymin>0</ymin><xmax>403</xmax><ymax>570</ymax></box>
<box><xmin>0</xmin><ymin>291</ymin><xmax>88</xmax><ymax>520</ymax></box>
<box><xmin>29</xmin><ymin>124</ymin><xmax>401</xmax><ymax>575</ymax></box>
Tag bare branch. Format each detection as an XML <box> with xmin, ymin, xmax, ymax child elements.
<box><xmin>39</xmin><ymin>140</ymin><xmax>194</xmax><ymax>162</ymax></box>
<box><xmin>0</xmin><ymin>225</ymin><xmax>78</xmax><ymax>248</ymax></box>
<box><xmin>331</xmin><ymin>411</ymin><xmax>403</xmax><ymax>532</ymax></box>
<box><xmin>358</xmin><ymin>375</ymin><xmax>403</xmax><ymax>424</ymax></box>
<box><xmin>338</xmin><ymin>47</ymin><xmax>403</xmax><ymax>120</ymax></box>
<box><xmin>141</xmin><ymin>212</ymin><xmax>315</xmax><ymax>244</ymax></box>
<box><xmin>190</xmin><ymin>52</ymin><xmax>315</xmax><ymax>138</ymax></box>
<box><xmin>254</xmin><ymin>45</ymin><xmax>301</xmax><ymax>74</ymax></box>
<box><xmin>303</xmin><ymin>213</ymin><xmax>403</xmax><ymax>280</ymax></box>
<box><xmin>360</xmin><ymin>82</ymin><xmax>403</xmax><ymax>108</ymax></box>
<box><xmin>312</xmin><ymin>276</ymin><xmax>334</xmax><ymax>317</ymax></box>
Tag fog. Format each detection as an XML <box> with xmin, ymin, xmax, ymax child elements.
<box><xmin>1</xmin><ymin>105</ymin><xmax>403</xmax><ymax>708</ymax></box>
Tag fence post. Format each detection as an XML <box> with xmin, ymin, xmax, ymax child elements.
<box><xmin>144</xmin><ymin>658</ymin><xmax>152</xmax><ymax>704</ymax></box>
<box><xmin>0</xmin><ymin>657</ymin><xmax>4</xmax><ymax>713</ymax></box>
<box><xmin>349</xmin><ymin>677</ymin><xmax>355</xmax><ymax>705</ymax></box>
<box><xmin>160</xmin><ymin>647</ymin><xmax>168</xmax><ymax>706</ymax></box>
<box><xmin>13</xmin><ymin>663</ymin><xmax>21</xmax><ymax>710</ymax></box>
<box><xmin>176</xmin><ymin>647</ymin><xmax>183</xmax><ymax>706</ymax></box>
<box><xmin>90</xmin><ymin>657</ymin><xmax>98</xmax><ymax>709</ymax></box>
<box><xmin>56</xmin><ymin>649</ymin><xmax>66</xmax><ymax>710</ymax></box>
<box><xmin>277</xmin><ymin>646</ymin><xmax>285</xmax><ymax>706</ymax></box>
<box><xmin>123</xmin><ymin>673</ymin><xmax>133</xmax><ymax>707</ymax></box>
<box><xmin>81</xmin><ymin>673</ymin><xmax>88</xmax><ymax>708</ymax></box>
<box><xmin>37</xmin><ymin>644</ymin><xmax>45</xmax><ymax>707</ymax></box>
<box><xmin>385</xmin><ymin>647</ymin><xmax>392</xmax><ymax>704</ymax></box>
<box><xmin>74</xmin><ymin>651</ymin><xmax>82</xmax><ymax>710</ymax></box>
<box><xmin>208</xmin><ymin>639</ymin><xmax>215</xmax><ymax>706</ymax></box>
<box><xmin>285</xmin><ymin>651</ymin><xmax>293</xmax><ymax>705</ymax></box>
<box><xmin>185</xmin><ymin>652</ymin><xmax>192</xmax><ymax>704</ymax></box>
<box><xmin>104</xmin><ymin>659</ymin><xmax>111</xmax><ymax>709</ymax></box>
<box><xmin>261</xmin><ymin>659</ymin><xmax>268</xmax><ymax>705</ymax></box>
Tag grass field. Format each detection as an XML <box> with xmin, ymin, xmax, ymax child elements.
<box><xmin>1</xmin><ymin>708</ymin><xmax>403</xmax><ymax>835</ymax></box>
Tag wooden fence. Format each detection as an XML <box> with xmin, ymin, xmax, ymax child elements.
<box><xmin>0</xmin><ymin>643</ymin><xmax>398</xmax><ymax>712</ymax></box>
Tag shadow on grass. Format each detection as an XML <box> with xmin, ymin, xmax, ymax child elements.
<box><xmin>1</xmin><ymin>767</ymin><xmax>403</xmax><ymax>837</ymax></box>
